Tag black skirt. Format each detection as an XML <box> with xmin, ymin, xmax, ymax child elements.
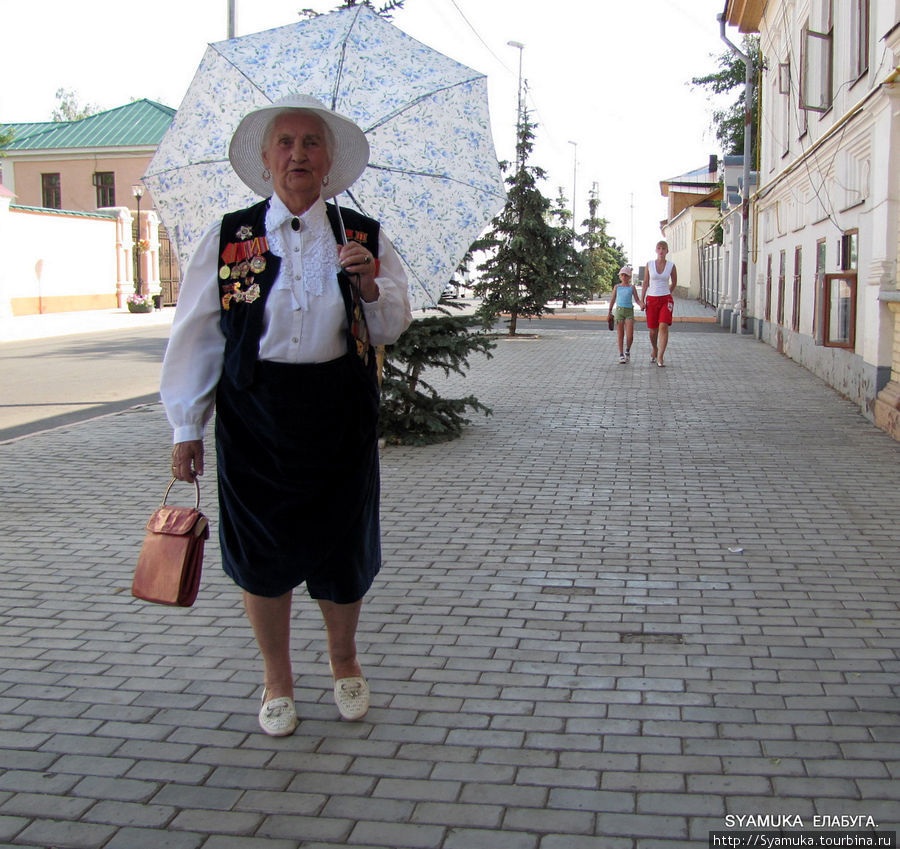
<box><xmin>214</xmin><ymin>354</ymin><xmax>381</xmax><ymax>602</ymax></box>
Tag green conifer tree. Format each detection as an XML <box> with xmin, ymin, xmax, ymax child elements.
<box><xmin>379</xmin><ymin>278</ymin><xmax>495</xmax><ymax>445</ymax></box>
<box><xmin>550</xmin><ymin>187</ymin><xmax>592</xmax><ymax>308</ymax></box>
<box><xmin>472</xmin><ymin>108</ymin><xmax>558</xmax><ymax>335</ymax></box>
<box><xmin>578</xmin><ymin>184</ymin><xmax>623</xmax><ymax>297</ymax></box>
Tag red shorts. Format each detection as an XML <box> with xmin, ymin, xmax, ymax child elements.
<box><xmin>645</xmin><ymin>295</ymin><xmax>674</xmax><ymax>329</ymax></box>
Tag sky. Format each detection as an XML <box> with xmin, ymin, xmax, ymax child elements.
<box><xmin>0</xmin><ymin>0</ymin><xmax>734</xmax><ymax>266</ymax></box>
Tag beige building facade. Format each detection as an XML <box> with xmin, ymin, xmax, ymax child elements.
<box><xmin>725</xmin><ymin>0</ymin><xmax>900</xmax><ymax>439</ymax></box>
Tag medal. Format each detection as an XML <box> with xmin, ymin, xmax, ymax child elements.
<box><xmin>219</xmin><ymin>265</ymin><xmax>232</xmax><ymax>280</ymax></box>
<box><xmin>250</xmin><ymin>255</ymin><xmax>266</xmax><ymax>274</ymax></box>
<box><xmin>236</xmin><ymin>225</ymin><xmax>253</xmax><ymax>240</ymax></box>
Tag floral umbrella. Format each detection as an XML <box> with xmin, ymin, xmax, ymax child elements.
<box><xmin>144</xmin><ymin>5</ymin><xmax>506</xmax><ymax>310</ymax></box>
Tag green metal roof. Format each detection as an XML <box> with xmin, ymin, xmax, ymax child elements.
<box><xmin>0</xmin><ymin>99</ymin><xmax>175</xmax><ymax>151</ymax></box>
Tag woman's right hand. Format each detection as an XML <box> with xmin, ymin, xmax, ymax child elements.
<box><xmin>171</xmin><ymin>440</ymin><xmax>204</xmax><ymax>482</ymax></box>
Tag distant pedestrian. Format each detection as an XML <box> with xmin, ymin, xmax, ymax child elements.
<box><xmin>641</xmin><ymin>240</ymin><xmax>677</xmax><ymax>367</ymax></box>
<box><xmin>607</xmin><ymin>265</ymin><xmax>643</xmax><ymax>364</ymax></box>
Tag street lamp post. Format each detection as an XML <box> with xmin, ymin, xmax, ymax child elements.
<box><xmin>132</xmin><ymin>184</ymin><xmax>144</xmax><ymax>296</ymax></box>
<box><xmin>507</xmin><ymin>40</ymin><xmax>524</xmax><ymax>171</ymax></box>
<box><xmin>567</xmin><ymin>140</ymin><xmax>577</xmax><ymax>234</ymax></box>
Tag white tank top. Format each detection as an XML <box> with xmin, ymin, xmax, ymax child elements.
<box><xmin>647</xmin><ymin>260</ymin><xmax>674</xmax><ymax>297</ymax></box>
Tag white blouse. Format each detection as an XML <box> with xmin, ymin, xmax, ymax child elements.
<box><xmin>160</xmin><ymin>194</ymin><xmax>412</xmax><ymax>444</ymax></box>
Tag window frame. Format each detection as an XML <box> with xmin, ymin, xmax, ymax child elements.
<box><xmin>822</xmin><ymin>273</ymin><xmax>856</xmax><ymax>349</ymax></box>
<box><xmin>813</xmin><ymin>239</ymin><xmax>826</xmax><ymax>341</ymax></box>
<box><xmin>777</xmin><ymin>250</ymin><xmax>786</xmax><ymax>326</ymax></box>
<box><xmin>792</xmin><ymin>246</ymin><xmax>802</xmax><ymax>332</ymax></box>
<box><xmin>850</xmin><ymin>0</ymin><xmax>870</xmax><ymax>84</ymax></box>
<box><xmin>822</xmin><ymin>229</ymin><xmax>858</xmax><ymax>348</ymax></box>
<box><xmin>765</xmin><ymin>254</ymin><xmax>773</xmax><ymax>322</ymax></box>
<box><xmin>93</xmin><ymin>171</ymin><xmax>116</xmax><ymax>208</ymax></box>
<box><xmin>801</xmin><ymin>1</ymin><xmax>833</xmax><ymax>114</ymax></box>
<box><xmin>41</xmin><ymin>173</ymin><xmax>61</xmax><ymax>209</ymax></box>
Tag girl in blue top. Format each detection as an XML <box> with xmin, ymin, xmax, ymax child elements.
<box><xmin>607</xmin><ymin>265</ymin><xmax>644</xmax><ymax>363</ymax></box>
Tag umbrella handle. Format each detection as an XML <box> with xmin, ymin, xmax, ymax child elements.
<box><xmin>334</xmin><ymin>193</ymin><xmax>349</xmax><ymax>245</ymax></box>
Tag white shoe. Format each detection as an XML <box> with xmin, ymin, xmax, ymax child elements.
<box><xmin>618</xmin><ymin>355</ymin><xmax>627</xmax><ymax>364</ymax></box>
<box><xmin>334</xmin><ymin>676</ymin><xmax>370</xmax><ymax>720</ymax></box>
<box><xmin>259</xmin><ymin>689</ymin><xmax>298</xmax><ymax>736</ymax></box>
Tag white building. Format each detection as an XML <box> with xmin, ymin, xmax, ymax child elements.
<box><xmin>724</xmin><ymin>0</ymin><xmax>900</xmax><ymax>439</ymax></box>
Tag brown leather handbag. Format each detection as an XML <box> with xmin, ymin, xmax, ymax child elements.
<box><xmin>132</xmin><ymin>478</ymin><xmax>209</xmax><ymax>607</ymax></box>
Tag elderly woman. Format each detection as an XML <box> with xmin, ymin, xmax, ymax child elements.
<box><xmin>160</xmin><ymin>94</ymin><xmax>412</xmax><ymax>736</ymax></box>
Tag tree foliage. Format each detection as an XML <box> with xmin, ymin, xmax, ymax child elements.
<box><xmin>690</xmin><ymin>35</ymin><xmax>761</xmax><ymax>161</ymax></box>
<box><xmin>472</xmin><ymin>108</ymin><xmax>559</xmax><ymax>335</ymax></box>
<box><xmin>300</xmin><ymin>0</ymin><xmax>404</xmax><ymax>19</ymax></box>
<box><xmin>577</xmin><ymin>185</ymin><xmax>626</xmax><ymax>296</ymax></box>
<box><xmin>549</xmin><ymin>188</ymin><xmax>591</xmax><ymax>308</ymax></box>
<box><xmin>51</xmin><ymin>88</ymin><xmax>101</xmax><ymax>122</ymax></box>
<box><xmin>380</xmin><ymin>291</ymin><xmax>494</xmax><ymax>446</ymax></box>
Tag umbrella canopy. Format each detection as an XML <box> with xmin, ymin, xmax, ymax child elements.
<box><xmin>144</xmin><ymin>5</ymin><xmax>506</xmax><ymax>310</ymax></box>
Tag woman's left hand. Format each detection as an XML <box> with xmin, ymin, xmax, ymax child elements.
<box><xmin>339</xmin><ymin>243</ymin><xmax>379</xmax><ymax>302</ymax></box>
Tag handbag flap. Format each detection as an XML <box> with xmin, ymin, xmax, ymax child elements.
<box><xmin>146</xmin><ymin>506</ymin><xmax>206</xmax><ymax>536</ymax></box>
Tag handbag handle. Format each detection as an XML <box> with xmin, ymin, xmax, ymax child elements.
<box><xmin>161</xmin><ymin>477</ymin><xmax>201</xmax><ymax>510</ymax></box>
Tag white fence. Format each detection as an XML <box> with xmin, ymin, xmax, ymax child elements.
<box><xmin>0</xmin><ymin>195</ymin><xmax>160</xmax><ymax>318</ymax></box>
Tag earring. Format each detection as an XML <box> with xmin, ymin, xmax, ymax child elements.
<box><xmin>262</xmin><ymin>168</ymin><xmax>271</xmax><ymax>182</ymax></box>
<box><xmin>322</xmin><ymin>175</ymin><xmax>330</xmax><ymax>187</ymax></box>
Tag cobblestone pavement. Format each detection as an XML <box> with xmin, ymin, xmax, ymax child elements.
<box><xmin>0</xmin><ymin>318</ymin><xmax>898</xmax><ymax>848</ymax></box>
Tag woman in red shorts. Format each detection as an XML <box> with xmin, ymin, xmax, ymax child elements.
<box><xmin>641</xmin><ymin>240</ymin><xmax>678</xmax><ymax>367</ymax></box>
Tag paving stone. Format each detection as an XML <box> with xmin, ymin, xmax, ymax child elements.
<box><xmin>13</xmin><ymin>819</ymin><xmax>116</xmax><ymax>849</ymax></box>
<box><xmin>2</xmin><ymin>317</ymin><xmax>899</xmax><ymax>848</ymax></box>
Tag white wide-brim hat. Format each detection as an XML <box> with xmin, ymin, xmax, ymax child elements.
<box><xmin>228</xmin><ymin>94</ymin><xmax>370</xmax><ymax>200</ymax></box>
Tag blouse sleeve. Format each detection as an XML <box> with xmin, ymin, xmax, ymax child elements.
<box><xmin>361</xmin><ymin>230</ymin><xmax>413</xmax><ymax>346</ymax></box>
<box><xmin>159</xmin><ymin>224</ymin><xmax>226</xmax><ymax>444</ymax></box>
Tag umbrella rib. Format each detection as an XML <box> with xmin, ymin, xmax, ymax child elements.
<box><xmin>343</xmin><ymin>188</ymin><xmax>449</xmax><ymax>310</ymax></box>
<box><xmin>144</xmin><ymin>156</ymin><xmax>230</xmax><ymax>179</ymax></box>
<box><xmin>330</xmin><ymin>5</ymin><xmax>365</xmax><ymax>111</ymax></box>
<box><xmin>366</xmin><ymin>163</ymin><xmax>506</xmax><ymax>200</ymax></box>
<box><xmin>365</xmin><ymin>76</ymin><xmax>486</xmax><ymax>133</ymax></box>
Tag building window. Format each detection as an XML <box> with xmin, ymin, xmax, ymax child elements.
<box><xmin>792</xmin><ymin>247</ymin><xmax>802</xmax><ymax>332</ymax></box>
<box><xmin>823</xmin><ymin>230</ymin><xmax>857</xmax><ymax>348</ymax></box>
<box><xmin>777</xmin><ymin>250</ymin><xmax>786</xmax><ymax>325</ymax></box>
<box><xmin>841</xmin><ymin>230</ymin><xmax>858</xmax><ymax>272</ymax></box>
<box><xmin>765</xmin><ymin>254</ymin><xmax>772</xmax><ymax>321</ymax></box>
<box><xmin>780</xmin><ymin>58</ymin><xmax>791</xmax><ymax>157</ymax></box>
<box><xmin>813</xmin><ymin>238</ymin><xmax>826</xmax><ymax>341</ymax></box>
<box><xmin>850</xmin><ymin>0</ymin><xmax>869</xmax><ymax>82</ymax></box>
<box><xmin>823</xmin><ymin>274</ymin><xmax>855</xmax><ymax>348</ymax></box>
<box><xmin>94</xmin><ymin>172</ymin><xmax>115</xmax><ymax>207</ymax></box>
<box><xmin>801</xmin><ymin>1</ymin><xmax>833</xmax><ymax>113</ymax></box>
<box><xmin>41</xmin><ymin>173</ymin><xmax>61</xmax><ymax>209</ymax></box>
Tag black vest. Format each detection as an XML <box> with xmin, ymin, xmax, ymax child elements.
<box><xmin>216</xmin><ymin>199</ymin><xmax>380</xmax><ymax>389</ymax></box>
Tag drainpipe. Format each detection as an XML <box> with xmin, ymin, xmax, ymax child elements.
<box><xmin>718</xmin><ymin>13</ymin><xmax>754</xmax><ymax>334</ymax></box>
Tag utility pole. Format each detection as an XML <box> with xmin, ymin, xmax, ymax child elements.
<box><xmin>718</xmin><ymin>13</ymin><xmax>754</xmax><ymax>334</ymax></box>
<box><xmin>568</xmin><ymin>140</ymin><xmax>577</xmax><ymax>234</ymax></box>
<box><xmin>507</xmin><ymin>41</ymin><xmax>524</xmax><ymax>173</ymax></box>
<box><xmin>227</xmin><ymin>0</ymin><xmax>236</xmax><ymax>38</ymax></box>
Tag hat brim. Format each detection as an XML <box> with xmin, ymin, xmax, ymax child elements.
<box><xmin>228</xmin><ymin>95</ymin><xmax>370</xmax><ymax>200</ymax></box>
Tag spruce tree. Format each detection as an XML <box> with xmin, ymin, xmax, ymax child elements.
<box><xmin>472</xmin><ymin>108</ymin><xmax>558</xmax><ymax>335</ymax></box>
<box><xmin>578</xmin><ymin>185</ymin><xmax>623</xmax><ymax>296</ymax></box>
<box><xmin>550</xmin><ymin>187</ymin><xmax>592</xmax><ymax>308</ymax></box>
<box><xmin>379</xmin><ymin>298</ymin><xmax>494</xmax><ymax>446</ymax></box>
